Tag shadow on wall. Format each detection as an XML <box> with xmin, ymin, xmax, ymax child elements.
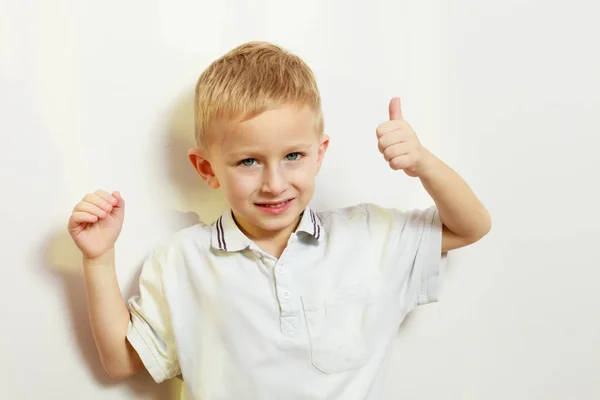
<box><xmin>42</xmin><ymin>232</ymin><xmax>179</xmax><ymax>400</ymax></box>
<box><xmin>162</xmin><ymin>88</ymin><xmax>228</xmax><ymax>224</ymax></box>
<box><xmin>42</xmin><ymin>89</ymin><xmax>223</xmax><ymax>400</ymax></box>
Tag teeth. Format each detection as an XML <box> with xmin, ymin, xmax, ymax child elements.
<box><xmin>263</xmin><ymin>201</ymin><xmax>287</xmax><ymax>207</ymax></box>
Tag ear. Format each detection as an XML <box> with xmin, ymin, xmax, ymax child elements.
<box><xmin>316</xmin><ymin>133</ymin><xmax>330</xmax><ymax>174</ymax></box>
<box><xmin>188</xmin><ymin>148</ymin><xmax>220</xmax><ymax>189</ymax></box>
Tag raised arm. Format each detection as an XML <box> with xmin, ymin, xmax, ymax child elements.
<box><xmin>68</xmin><ymin>190</ymin><xmax>144</xmax><ymax>379</ymax></box>
<box><xmin>376</xmin><ymin>97</ymin><xmax>491</xmax><ymax>252</ymax></box>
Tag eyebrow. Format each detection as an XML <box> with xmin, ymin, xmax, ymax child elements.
<box><xmin>229</xmin><ymin>143</ymin><xmax>313</xmax><ymax>159</ymax></box>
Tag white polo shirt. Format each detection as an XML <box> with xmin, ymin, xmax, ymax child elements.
<box><xmin>126</xmin><ymin>203</ymin><xmax>446</xmax><ymax>400</ymax></box>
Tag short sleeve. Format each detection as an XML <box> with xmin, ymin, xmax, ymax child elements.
<box><xmin>126</xmin><ymin>248</ymin><xmax>180</xmax><ymax>383</ymax></box>
<box><xmin>365</xmin><ymin>203</ymin><xmax>447</xmax><ymax>311</ymax></box>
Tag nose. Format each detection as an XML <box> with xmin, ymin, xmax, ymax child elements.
<box><xmin>261</xmin><ymin>165</ymin><xmax>288</xmax><ymax>195</ymax></box>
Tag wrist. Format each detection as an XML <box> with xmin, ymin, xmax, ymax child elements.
<box><xmin>416</xmin><ymin>148</ymin><xmax>440</xmax><ymax>179</ymax></box>
<box><xmin>83</xmin><ymin>248</ymin><xmax>115</xmax><ymax>268</ymax></box>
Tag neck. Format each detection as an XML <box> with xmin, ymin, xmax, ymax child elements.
<box><xmin>232</xmin><ymin>213</ymin><xmax>301</xmax><ymax>258</ymax></box>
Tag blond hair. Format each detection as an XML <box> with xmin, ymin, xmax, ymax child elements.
<box><xmin>194</xmin><ymin>41</ymin><xmax>324</xmax><ymax>147</ymax></box>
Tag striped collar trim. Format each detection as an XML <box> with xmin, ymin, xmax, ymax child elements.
<box><xmin>210</xmin><ymin>209</ymin><xmax>249</xmax><ymax>252</ymax></box>
<box><xmin>295</xmin><ymin>207</ymin><xmax>324</xmax><ymax>241</ymax></box>
<box><xmin>210</xmin><ymin>207</ymin><xmax>324</xmax><ymax>252</ymax></box>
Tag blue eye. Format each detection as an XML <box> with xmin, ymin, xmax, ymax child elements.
<box><xmin>240</xmin><ymin>158</ymin><xmax>256</xmax><ymax>167</ymax></box>
<box><xmin>286</xmin><ymin>152</ymin><xmax>301</xmax><ymax>161</ymax></box>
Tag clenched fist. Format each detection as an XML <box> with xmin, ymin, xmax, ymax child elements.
<box><xmin>67</xmin><ymin>190</ymin><xmax>125</xmax><ymax>260</ymax></box>
<box><xmin>376</xmin><ymin>97</ymin><xmax>430</xmax><ymax>177</ymax></box>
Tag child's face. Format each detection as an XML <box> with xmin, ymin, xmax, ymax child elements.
<box><xmin>191</xmin><ymin>104</ymin><xmax>329</xmax><ymax>241</ymax></box>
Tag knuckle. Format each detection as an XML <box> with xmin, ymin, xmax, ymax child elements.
<box><xmin>391</xmin><ymin>157</ymin><xmax>407</xmax><ymax>170</ymax></box>
<box><xmin>383</xmin><ymin>148</ymin><xmax>394</xmax><ymax>161</ymax></box>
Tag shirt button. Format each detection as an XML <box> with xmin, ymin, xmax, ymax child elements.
<box><xmin>282</xmin><ymin>290</ymin><xmax>291</xmax><ymax>299</ymax></box>
<box><xmin>276</xmin><ymin>266</ymin><xmax>284</xmax><ymax>274</ymax></box>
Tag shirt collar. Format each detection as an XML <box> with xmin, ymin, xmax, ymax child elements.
<box><xmin>295</xmin><ymin>206</ymin><xmax>324</xmax><ymax>241</ymax></box>
<box><xmin>210</xmin><ymin>206</ymin><xmax>324</xmax><ymax>252</ymax></box>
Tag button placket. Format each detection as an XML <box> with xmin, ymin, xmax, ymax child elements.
<box><xmin>274</xmin><ymin>261</ymin><xmax>299</xmax><ymax>337</ymax></box>
<box><xmin>274</xmin><ymin>262</ymin><xmax>292</xmax><ymax>306</ymax></box>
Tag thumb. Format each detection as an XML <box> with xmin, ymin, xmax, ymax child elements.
<box><xmin>111</xmin><ymin>191</ymin><xmax>125</xmax><ymax>218</ymax></box>
<box><xmin>389</xmin><ymin>97</ymin><xmax>404</xmax><ymax>121</ymax></box>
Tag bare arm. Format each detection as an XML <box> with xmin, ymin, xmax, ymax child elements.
<box><xmin>83</xmin><ymin>249</ymin><xmax>144</xmax><ymax>379</ymax></box>
<box><xmin>377</xmin><ymin>97</ymin><xmax>491</xmax><ymax>252</ymax></box>
<box><xmin>418</xmin><ymin>149</ymin><xmax>492</xmax><ymax>252</ymax></box>
<box><xmin>68</xmin><ymin>190</ymin><xmax>144</xmax><ymax>380</ymax></box>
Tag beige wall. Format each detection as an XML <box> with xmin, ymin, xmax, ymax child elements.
<box><xmin>1</xmin><ymin>0</ymin><xmax>598</xmax><ymax>398</ymax></box>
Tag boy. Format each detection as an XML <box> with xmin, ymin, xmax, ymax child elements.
<box><xmin>68</xmin><ymin>41</ymin><xmax>490</xmax><ymax>399</ymax></box>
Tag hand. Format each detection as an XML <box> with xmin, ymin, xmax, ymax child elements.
<box><xmin>376</xmin><ymin>97</ymin><xmax>429</xmax><ymax>177</ymax></box>
<box><xmin>67</xmin><ymin>190</ymin><xmax>125</xmax><ymax>260</ymax></box>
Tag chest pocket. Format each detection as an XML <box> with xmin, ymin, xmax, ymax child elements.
<box><xmin>301</xmin><ymin>284</ymin><xmax>392</xmax><ymax>374</ymax></box>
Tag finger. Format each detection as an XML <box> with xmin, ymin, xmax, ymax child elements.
<box><xmin>70</xmin><ymin>211</ymin><xmax>99</xmax><ymax>225</ymax></box>
<box><xmin>94</xmin><ymin>189</ymin><xmax>118</xmax><ymax>206</ymax></box>
<box><xmin>376</xmin><ymin>120</ymin><xmax>406</xmax><ymax>138</ymax></box>
<box><xmin>82</xmin><ymin>193</ymin><xmax>113</xmax><ymax>213</ymax></box>
<box><xmin>377</xmin><ymin>131</ymin><xmax>408</xmax><ymax>153</ymax></box>
<box><xmin>378</xmin><ymin>130</ymin><xmax>415</xmax><ymax>153</ymax></box>
<box><xmin>389</xmin><ymin>97</ymin><xmax>404</xmax><ymax>121</ymax></box>
<box><xmin>383</xmin><ymin>143</ymin><xmax>410</xmax><ymax>162</ymax></box>
<box><xmin>389</xmin><ymin>154</ymin><xmax>413</xmax><ymax>170</ymax></box>
<box><xmin>74</xmin><ymin>201</ymin><xmax>108</xmax><ymax>219</ymax></box>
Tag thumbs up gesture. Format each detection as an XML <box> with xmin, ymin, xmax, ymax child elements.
<box><xmin>376</xmin><ymin>97</ymin><xmax>429</xmax><ymax>177</ymax></box>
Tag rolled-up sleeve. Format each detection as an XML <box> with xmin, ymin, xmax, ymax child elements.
<box><xmin>126</xmin><ymin>248</ymin><xmax>180</xmax><ymax>383</ymax></box>
<box><xmin>409</xmin><ymin>206</ymin><xmax>447</xmax><ymax>305</ymax></box>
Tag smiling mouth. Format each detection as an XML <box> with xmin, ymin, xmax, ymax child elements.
<box><xmin>255</xmin><ymin>199</ymin><xmax>293</xmax><ymax>208</ymax></box>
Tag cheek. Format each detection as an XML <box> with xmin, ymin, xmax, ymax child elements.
<box><xmin>222</xmin><ymin>171</ymin><xmax>257</xmax><ymax>195</ymax></box>
<box><xmin>288</xmin><ymin>163</ymin><xmax>317</xmax><ymax>187</ymax></box>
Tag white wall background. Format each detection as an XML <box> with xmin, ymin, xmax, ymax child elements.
<box><xmin>1</xmin><ymin>0</ymin><xmax>599</xmax><ymax>399</ymax></box>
